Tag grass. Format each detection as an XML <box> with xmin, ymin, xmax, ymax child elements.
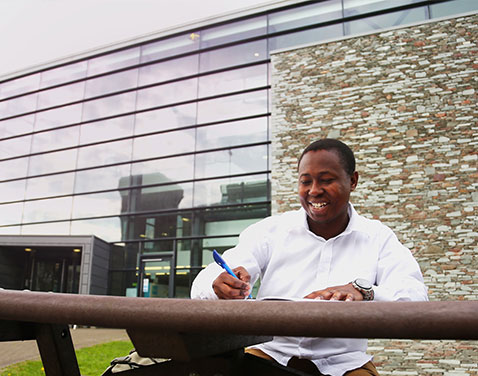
<box><xmin>0</xmin><ymin>340</ymin><xmax>134</xmax><ymax>376</ymax></box>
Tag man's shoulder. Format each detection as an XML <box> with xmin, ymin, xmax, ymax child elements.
<box><xmin>352</xmin><ymin>210</ymin><xmax>395</xmax><ymax>237</ymax></box>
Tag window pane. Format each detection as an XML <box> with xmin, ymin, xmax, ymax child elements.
<box><xmin>75</xmin><ymin>164</ymin><xmax>131</xmax><ymax>193</ymax></box>
<box><xmin>0</xmin><ymin>179</ymin><xmax>26</xmax><ymax>202</ymax></box>
<box><xmin>23</xmin><ymin>197</ymin><xmax>73</xmax><ymax>223</ymax></box>
<box><xmin>84</xmin><ymin>69</ymin><xmax>139</xmax><ymax>98</ymax></box>
<box><xmin>269</xmin><ymin>1</ymin><xmax>342</xmax><ymax>32</ymax></box>
<box><xmin>199</xmin><ymin>40</ymin><xmax>267</xmax><ymax>73</ymax></box>
<box><xmin>194</xmin><ymin>144</ymin><xmax>268</xmax><ymax>179</ymax></box>
<box><xmin>131</xmin><ymin>155</ymin><xmax>195</xmax><ymax>184</ymax></box>
<box><xmin>0</xmin><ymin>202</ymin><xmax>24</xmax><ymax>225</ymax></box>
<box><xmin>343</xmin><ymin>0</ymin><xmax>422</xmax><ymax>17</ymax></box>
<box><xmin>37</xmin><ymin>82</ymin><xmax>85</xmax><ymax>109</ymax></box>
<box><xmin>141</xmin><ymin>33</ymin><xmax>200</xmax><ymax>63</ymax></box>
<box><xmin>0</xmin><ymin>115</ymin><xmax>35</xmax><ymax>138</ymax></box>
<box><xmin>269</xmin><ymin>24</ymin><xmax>343</xmax><ymax>51</ymax></box>
<box><xmin>21</xmin><ymin>221</ymin><xmax>71</xmax><ymax>235</ymax></box>
<box><xmin>0</xmin><ymin>158</ymin><xmax>29</xmax><ymax>180</ymax></box>
<box><xmin>0</xmin><ymin>225</ymin><xmax>21</xmax><ymax>235</ymax></box>
<box><xmin>0</xmin><ymin>93</ymin><xmax>38</xmax><ymax>118</ymax></box>
<box><xmin>134</xmin><ymin>103</ymin><xmax>197</xmax><ymax>136</ymax></box>
<box><xmin>344</xmin><ymin>7</ymin><xmax>427</xmax><ymax>35</ymax></box>
<box><xmin>40</xmin><ymin>61</ymin><xmax>88</xmax><ymax>88</ymax></box>
<box><xmin>87</xmin><ymin>48</ymin><xmax>140</xmax><ymax>76</ymax></box>
<box><xmin>72</xmin><ymin>191</ymin><xmax>122</xmax><ymax>218</ymax></box>
<box><xmin>31</xmin><ymin>126</ymin><xmax>80</xmax><ymax>153</ymax></box>
<box><xmin>0</xmin><ymin>134</ymin><xmax>32</xmax><ymax>159</ymax></box>
<box><xmin>79</xmin><ymin>116</ymin><xmax>135</xmax><ymax>145</ymax></box>
<box><xmin>196</xmin><ymin>117</ymin><xmax>268</xmax><ymax>150</ymax></box>
<box><xmin>138</xmin><ymin>55</ymin><xmax>199</xmax><ymax>86</ymax></box>
<box><xmin>197</xmin><ymin>89</ymin><xmax>268</xmax><ymax>123</ymax></box>
<box><xmin>25</xmin><ymin>173</ymin><xmax>75</xmax><ymax>200</ymax></box>
<box><xmin>77</xmin><ymin>139</ymin><xmax>132</xmax><ymax>169</ymax></box>
<box><xmin>200</xmin><ymin>16</ymin><xmax>267</xmax><ymax>48</ymax></box>
<box><xmin>430</xmin><ymin>0</ymin><xmax>478</xmax><ymax>17</ymax></box>
<box><xmin>34</xmin><ymin>103</ymin><xmax>83</xmax><ymax>131</ymax></box>
<box><xmin>0</xmin><ymin>74</ymin><xmax>40</xmax><ymax>99</ymax></box>
<box><xmin>136</xmin><ymin>78</ymin><xmax>198</xmax><ymax>111</ymax></box>
<box><xmin>132</xmin><ymin>129</ymin><xmax>196</xmax><ymax>161</ymax></box>
<box><xmin>27</xmin><ymin>149</ymin><xmax>78</xmax><ymax>176</ymax></box>
<box><xmin>198</xmin><ymin>64</ymin><xmax>267</xmax><ymax>98</ymax></box>
<box><xmin>82</xmin><ymin>92</ymin><xmax>137</xmax><ymax>121</ymax></box>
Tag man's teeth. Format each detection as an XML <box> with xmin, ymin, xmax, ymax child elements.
<box><xmin>311</xmin><ymin>202</ymin><xmax>327</xmax><ymax>208</ymax></box>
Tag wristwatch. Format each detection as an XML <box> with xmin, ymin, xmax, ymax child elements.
<box><xmin>350</xmin><ymin>278</ymin><xmax>374</xmax><ymax>301</ymax></box>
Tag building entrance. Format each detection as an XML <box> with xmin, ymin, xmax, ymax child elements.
<box><xmin>138</xmin><ymin>253</ymin><xmax>174</xmax><ymax>298</ymax></box>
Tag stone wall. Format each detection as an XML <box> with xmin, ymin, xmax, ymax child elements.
<box><xmin>271</xmin><ymin>13</ymin><xmax>477</xmax><ymax>376</ymax></box>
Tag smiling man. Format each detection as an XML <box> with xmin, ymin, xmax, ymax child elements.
<box><xmin>191</xmin><ymin>138</ymin><xmax>428</xmax><ymax>376</ymax></box>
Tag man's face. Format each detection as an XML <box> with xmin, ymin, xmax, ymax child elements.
<box><xmin>298</xmin><ymin>149</ymin><xmax>358</xmax><ymax>238</ymax></box>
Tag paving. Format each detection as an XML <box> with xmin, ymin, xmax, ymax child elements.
<box><xmin>0</xmin><ymin>327</ymin><xmax>130</xmax><ymax>370</ymax></box>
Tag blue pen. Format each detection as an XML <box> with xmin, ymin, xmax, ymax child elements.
<box><xmin>213</xmin><ymin>249</ymin><xmax>252</xmax><ymax>299</ymax></box>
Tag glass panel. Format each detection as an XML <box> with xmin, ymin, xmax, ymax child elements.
<box><xmin>269</xmin><ymin>24</ymin><xmax>343</xmax><ymax>51</ymax></box>
<box><xmin>430</xmin><ymin>0</ymin><xmax>478</xmax><ymax>17</ymax></box>
<box><xmin>87</xmin><ymin>47</ymin><xmax>140</xmax><ymax>76</ymax></box>
<box><xmin>108</xmin><ymin>270</ymin><xmax>138</xmax><ymax>297</ymax></box>
<box><xmin>200</xmin><ymin>16</ymin><xmax>267</xmax><ymax>48</ymax></box>
<box><xmin>194</xmin><ymin>175</ymin><xmax>269</xmax><ymax>207</ymax></box>
<box><xmin>37</xmin><ymin>82</ymin><xmax>85</xmax><ymax>109</ymax></box>
<box><xmin>141</xmin><ymin>257</ymin><xmax>171</xmax><ymax>298</ymax></box>
<box><xmin>269</xmin><ymin>1</ymin><xmax>342</xmax><ymax>32</ymax></box>
<box><xmin>140</xmin><ymin>33</ymin><xmax>201</xmax><ymax>63</ymax></box>
<box><xmin>343</xmin><ymin>0</ymin><xmax>422</xmax><ymax>17</ymax></box>
<box><xmin>0</xmin><ymin>134</ymin><xmax>32</xmax><ymax>159</ymax></box>
<box><xmin>25</xmin><ymin>173</ymin><xmax>75</xmax><ymax>200</ymax></box>
<box><xmin>131</xmin><ymin>155</ymin><xmax>195</xmax><ymax>184</ymax></box>
<box><xmin>40</xmin><ymin>61</ymin><xmax>88</xmax><ymax>88</ymax></box>
<box><xmin>0</xmin><ymin>74</ymin><xmax>41</xmax><ymax>99</ymax></box>
<box><xmin>27</xmin><ymin>149</ymin><xmax>78</xmax><ymax>176</ymax></box>
<box><xmin>82</xmin><ymin>92</ymin><xmax>137</xmax><ymax>121</ymax></box>
<box><xmin>0</xmin><ymin>115</ymin><xmax>35</xmax><ymax>138</ymax></box>
<box><xmin>0</xmin><ymin>225</ymin><xmax>21</xmax><ymax>235</ymax></box>
<box><xmin>79</xmin><ymin>116</ymin><xmax>135</xmax><ymax>145</ymax></box>
<box><xmin>84</xmin><ymin>69</ymin><xmax>139</xmax><ymax>98</ymax></box>
<box><xmin>0</xmin><ymin>158</ymin><xmax>29</xmax><ymax>180</ymax></box>
<box><xmin>22</xmin><ymin>197</ymin><xmax>73</xmax><ymax>223</ymax></box>
<box><xmin>0</xmin><ymin>202</ymin><xmax>23</xmax><ymax>225</ymax></box>
<box><xmin>196</xmin><ymin>117</ymin><xmax>267</xmax><ymax>151</ymax></box>
<box><xmin>199</xmin><ymin>40</ymin><xmax>267</xmax><ymax>73</ymax></box>
<box><xmin>31</xmin><ymin>126</ymin><xmax>80</xmax><ymax>153</ymax></box>
<box><xmin>344</xmin><ymin>7</ymin><xmax>427</xmax><ymax>35</ymax></box>
<box><xmin>0</xmin><ymin>179</ymin><xmax>27</xmax><ymax>202</ymax></box>
<box><xmin>134</xmin><ymin>103</ymin><xmax>197</xmax><ymax>135</ymax></box>
<box><xmin>0</xmin><ymin>93</ymin><xmax>38</xmax><ymax>118</ymax></box>
<box><xmin>75</xmin><ymin>164</ymin><xmax>131</xmax><ymax>193</ymax></box>
<box><xmin>197</xmin><ymin>89</ymin><xmax>268</xmax><ymax>124</ymax></box>
<box><xmin>138</xmin><ymin>55</ymin><xmax>199</xmax><ymax>86</ymax></box>
<box><xmin>70</xmin><ymin>217</ymin><xmax>122</xmax><ymax>241</ymax></box>
<box><xmin>194</xmin><ymin>144</ymin><xmax>268</xmax><ymax>180</ymax></box>
<box><xmin>21</xmin><ymin>221</ymin><xmax>71</xmax><ymax>235</ymax></box>
<box><xmin>71</xmin><ymin>191</ymin><xmax>122</xmax><ymax>218</ymax></box>
<box><xmin>198</xmin><ymin>64</ymin><xmax>267</xmax><ymax>98</ymax></box>
<box><xmin>76</xmin><ymin>139</ymin><xmax>132</xmax><ymax>169</ymax></box>
<box><xmin>135</xmin><ymin>78</ymin><xmax>198</xmax><ymax>111</ymax></box>
<box><xmin>132</xmin><ymin>129</ymin><xmax>196</xmax><ymax>161</ymax></box>
<box><xmin>34</xmin><ymin>103</ymin><xmax>83</xmax><ymax>131</ymax></box>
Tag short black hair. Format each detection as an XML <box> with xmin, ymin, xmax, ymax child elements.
<box><xmin>298</xmin><ymin>138</ymin><xmax>356</xmax><ymax>176</ymax></box>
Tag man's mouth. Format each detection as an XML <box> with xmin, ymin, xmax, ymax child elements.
<box><xmin>310</xmin><ymin>202</ymin><xmax>328</xmax><ymax>209</ymax></box>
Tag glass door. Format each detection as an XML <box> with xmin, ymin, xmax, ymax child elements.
<box><xmin>138</xmin><ymin>253</ymin><xmax>174</xmax><ymax>298</ymax></box>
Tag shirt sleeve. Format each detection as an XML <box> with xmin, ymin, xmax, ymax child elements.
<box><xmin>373</xmin><ymin>229</ymin><xmax>428</xmax><ymax>302</ymax></box>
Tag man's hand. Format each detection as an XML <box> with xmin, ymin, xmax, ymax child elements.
<box><xmin>212</xmin><ymin>266</ymin><xmax>251</xmax><ymax>299</ymax></box>
<box><xmin>304</xmin><ymin>283</ymin><xmax>363</xmax><ymax>301</ymax></box>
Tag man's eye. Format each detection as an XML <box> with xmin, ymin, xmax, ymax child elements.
<box><xmin>300</xmin><ymin>180</ymin><xmax>311</xmax><ymax>185</ymax></box>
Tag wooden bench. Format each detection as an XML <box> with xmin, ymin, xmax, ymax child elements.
<box><xmin>0</xmin><ymin>289</ymin><xmax>477</xmax><ymax>376</ymax></box>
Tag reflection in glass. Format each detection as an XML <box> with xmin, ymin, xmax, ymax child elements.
<box><xmin>194</xmin><ymin>144</ymin><xmax>268</xmax><ymax>180</ymax></box>
<box><xmin>74</xmin><ymin>164</ymin><xmax>131</xmax><ymax>193</ymax></box>
<box><xmin>31</xmin><ymin>126</ymin><xmax>80</xmax><ymax>154</ymax></box>
<box><xmin>430</xmin><ymin>0</ymin><xmax>478</xmax><ymax>17</ymax></box>
<box><xmin>0</xmin><ymin>225</ymin><xmax>21</xmax><ymax>235</ymax></box>
<box><xmin>72</xmin><ymin>191</ymin><xmax>122</xmax><ymax>218</ymax></box>
<box><xmin>85</xmin><ymin>69</ymin><xmax>139</xmax><ymax>98</ymax></box>
<box><xmin>344</xmin><ymin>7</ymin><xmax>427</xmax><ymax>35</ymax></box>
<box><xmin>343</xmin><ymin>0</ymin><xmax>421</xmax><ymax>17</ymax></box>
<box><xmin>27</xmin><ymin>149</ymin><xmax>78</xmax><ymax>176</ymax></box>
<box><xmin>269</xmin><ymin>24</ymin><xmax>343</xmax><ymax>51</ymax></box>
<box><xmin>140</xmin><ymin>33</ymin><xmax>200</xmax><ymax>63</ymax></box>
<box><xmin>134</xmin><ymin>103</ymin><xmax>197</xmax><ymax>135</ymax></box>
<box><xmin>131</xmin><ymin>155</ymin><xmax>194</xmax><ymax>184</ymax></box>
<box><xmin>0</xmin><ymin>115</ymin><xmax>35</xmax><ymax>138</ymax></box>
<box><xmin>87</xmin><ymin>47</ymin><xmax>140</xmax><ymax>76</ymax></box>
<box><xmin>0</xmin><ymin>202</ymin><xmax>24</xmax><ymax>225</ymax></box>
<box><xmin>79</xmin><ymin>116</ymin><xmax>135</xmax><ymax>145</ymax></box>
<box><xmin>77</xmin><ymin>139</ymin><xmax>132</xmax><ymax>169</ymax></box>
<box><xmin>25</xmin><ymin>173</ymin><xmax>75</xmax><ymax>200</ymax></box>
<box><xmin>0</xmin><ymin>179</ymin><xmax>27</xmax><ymax>202</ymax></box>
<box><xmin>132</xmin><ymin>129</ymin><xmax>195</xmax><ymax>161</ymax></box>
<box><xmin>40</xmin><ymin>61</ymin><xmax>88</xmax><ymax>88</ymax></box>
<box><xmin>82</xmin><ymin>92</ymin><xmax>137</xmax><ymax>121</ymax></box>
<box><xmin>199</xmin><ymin>40</ymin><xmax>267</xmax><ymax>73</ymax></box>
<box><xmin>136</xmin><ymin>78</ymin><xmax>198</xmax><ymax>111</ymax></box>
<box><xmin>37</xmin><ymin>82</ymin><xmax>85</xmax><ymax>110</ymax></box>
<box><xmin>22</xmin><ymin>197</ymin><xmax>73</xmax><ymax>223</ymax></box>
<box><xmin>21</xmin><ymin>221</ymin><xmax>71</xmax><ymax>235</ymax></box>
<box><xmin>197</xmin><ymin>89</ymin><xmax>268</xmax><ymax>124</ymax></box>
<box><xmin>138</xmin><ymin>55</ymin><xmax>199</xmax><ymax>86</ymax></box>
<box><xmin>195</xmin><ymin>117</ymin><xmax>268</xmax><ymax>151</ymax></box>
<box><xmin>0</xmin><ymin>93</ymin><xmax>38</xmax><ymax>118</ymax></box>
<box><xmin>108</xmin><ymin>270</ymin><xmax>137</xmax><ymax>297</ymax></box>
<box><xmin>0</xmin><ymin>158</ymin><xmax>29</xmax><ymax>180</ymax></box>
<box><xmin>269</xmin><ymin>1</ymin><xmax>342</xmax><ymax>32</ymax></box>
<box><xmin>0</xmin><ymin>134</ymin><xmax>32</xmax><ymax>159</ymax></box>
<box><xmin>0</xmin><ymin>74</ymin><xmax>40</xmax><ymax>99</ymax></box>
<box><xmin>34</xmin><ymin>103</ymin><xmax>83</xmax><ymax>131</ymax></box>
<box><xmin>70</xmin><ymin>217</ymin><xmax>122</xmax><ymax>242</ymax></box>
<box><xmin>198</xmin><ymin>64</ymin><xmax>267</xmax><ymax>98</ymax></box>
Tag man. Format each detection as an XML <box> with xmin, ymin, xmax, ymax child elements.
<box><xmin>191</xmin><ymin>139</ymin><xmax>428</xmax><ymax>376</ymax></box>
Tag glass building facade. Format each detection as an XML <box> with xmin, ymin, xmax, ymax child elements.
<box><xmin>0</xmin><ymin>0</ymin><xmax>476</xmax><ymax>298</ymax></box>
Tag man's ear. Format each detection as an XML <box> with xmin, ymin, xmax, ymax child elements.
<box><xmin>350</xmin><ymin>171</ymin><xmax>359</xmax><ymax>191</ymax></box>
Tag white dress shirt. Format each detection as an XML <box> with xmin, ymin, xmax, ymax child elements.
<box><xmin>191</xmin><ymin>204</ymin><xmax>428</xmax><ymax>376</ymax></box>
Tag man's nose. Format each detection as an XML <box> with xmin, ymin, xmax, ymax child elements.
<box><xmin>309</xmin><ymin>181</ymin><xmax>324</xmax><ymax>195</ymax></box>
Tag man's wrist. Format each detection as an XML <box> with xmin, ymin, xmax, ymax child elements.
<box><xmin>350</xmin><ymin>278</ymin><xmax>374</xmax><ymax>301</ymax></box>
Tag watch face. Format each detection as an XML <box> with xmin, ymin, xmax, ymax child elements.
<box><xmin>355</xmin><ymin>278</ymin><xmax>372</xmax><ymax>290</ymax></box>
